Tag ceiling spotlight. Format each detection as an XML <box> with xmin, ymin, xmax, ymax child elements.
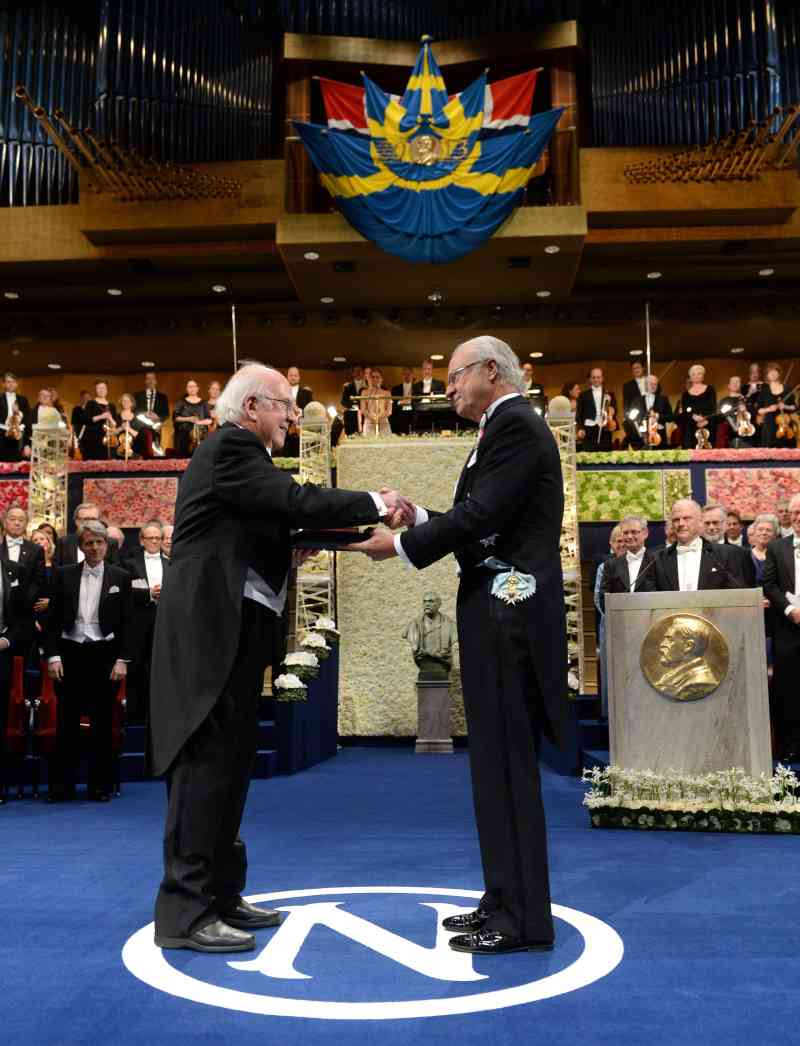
<box><xmin>629</xmin><ymin>349</ymin><xmax>644</xmax><ymax>356</ymax></box>
<box><xmin>646</xmin><ymin>271</ymin><xmax>662</xmax><ymax>280</ymax></box>
<box><xmin>535</xmin><ymin>290</ymin><xmax>551</xmax><ymax>298</ymax></box>
<box><xmin>107</xmin><ymin>288</ymin><xmax>123</xmax><ymax>296</ymax></box>
<box><xmin>141</xmin><ymin>360</ymin><xmax>155</xmax><ymax>367</ymax></box>
<box><xmin>333</xmin><ymin>356</ymin><xmax>347</xmax><ymax>362</ymax></box>
<box><xmin>303</xmin><ymin>251</ymin><xmax>320</xmax><ymax>261</ymax></box>
<box><xmin>211</xmin><ymin>284</ymin><xmax>227</xmax><ymax>293</ymax></box>
<box><xmin>47</xmin><ymin>362</ymin><xmax>62</xmax><ymax>370</ymax></box>
<box><xmin>320</xmin><ymin>296</ymin><xmax>334</xmax><ymax>304</ymax></box>
<box><xmin>544</xmin><ymin>245</ymin><xmax>561</xmax><ymax>254</ymax></box>
<box><xmin>529</xmin><ymin>352</ymin><xmax>544</xmax><ymax>359</ymax></box>
<box><xmin>758</xmin><ymin>267</ymin><xmax>775</xmax><ymax>276</ymax></box>
<box><xmin>430</xmin><ymin>354</ymin><xmax>444</xmax><ymax>361</ymax></box>
<box><xmin>3</xmin><ymin>291</ymin><xmax>20</xmax><ymax>300</ymax></box>
<box><xmin>730</xmin><ymin>346</ymin><xmax>745</xmax><ymax>354</ymax></box>
<box><xmin>427</xmin><ymin>290</ymin><xmax>443</xmax><ymax>305</ymax></box>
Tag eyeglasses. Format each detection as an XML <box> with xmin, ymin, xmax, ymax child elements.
<box><xmin>253</xmin><ymin>394</ymin><xmax>296</xmax><ymax>416</ymax></box>
<box><xmin>446</xmin><ymin>359</ymin><xmax>485</xmax><ymax>386</ymax></box>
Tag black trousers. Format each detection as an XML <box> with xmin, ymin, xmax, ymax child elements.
<box><xmin>52</xmin><ymin>639</ymin><xmax>119</xmax><ymax>796</ymax></box>
<box><xmin>0</xmin><ymin>436</ymin><xmax>23</xmax><ymax>462</ymax></box>
<box><xmin>127</xmin><ymin>609</ymin><xmax>156</xmax><ymax>725</ymax></box>
<box><xmin>456</xmin><ymin>572</ymin><xmax>554</xmax><ymax>943</ymax></box>
<box><xmin>155</xmin><ymin>600</ymin><xmax>274</xmax><ymax>937</ymax></box>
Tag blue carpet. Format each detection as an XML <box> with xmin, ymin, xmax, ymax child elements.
<box><xmin>2</xmin><ymin>748</ymin><xmax>798</xmax><ymax>1044</ymax></box>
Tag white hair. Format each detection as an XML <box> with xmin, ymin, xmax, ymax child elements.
<box><xmin>456</xmin><ymin>336</ymin><xmax>526</xmax><ymax>393</ymax></box>
<box><xmin>753</xmin><ymin>513</ymin><xmax>779</xmax><ymax>535</ymax></box>
<box><xmin>214</xmin><ymin>364</ymin><xmax>283</xmax><ymax>425</ymax></box>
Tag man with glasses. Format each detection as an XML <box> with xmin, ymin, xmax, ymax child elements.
<box><xmin>150</xmin><ymin>363</ymin><xmax>414</xmax><ymax>954</ymax></box>
<box><xmin>352</xmin><ymin>336</ymin><xmax>568</xmax><ymax>957</ymax></box>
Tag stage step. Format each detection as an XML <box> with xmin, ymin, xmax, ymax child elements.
<box><xmin>581</xmin><ymin>748</ymin><xmax>610</xmax><ymax>770</ymax></box>
<box><xmin>119</xmin><ymin>747</ymin><xmax>279</xmax><ymax>782</ymax></box>
<box><xmin>123</xmin><ymin>720</ymin><xmax>276</xmax><ymax>754</ymax></box>
<box><xmin>578</xmin><ymin>718</ymin><xmax>609</xmax><ymax>748</ymax></box>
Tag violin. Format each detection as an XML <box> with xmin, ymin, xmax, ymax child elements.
<box><xmin>695</xmin><ymin>423</ymin><xmax>711</xmax><ymax>450</ymax></box>
<box><xmin>102</xmin><ymin>416</ymin><xmax>118</xmax><ymax>450</ymax></box>
<box><xmin>647</xmin><ymin>412</ymin><xmax>662</xmax><ymax>447</ymax></box>
<box><xmin>116</xmin><ymin>421</ymin><xmax>135</xmax><ymax>459</ymax></box>
<box><xmin>600</xmin><ymin>393</ymin><xmax>617</xmax><ymax>433</ymax></box>
<box><xmin>735</xmin><ymin>403</ymin><xmax>756</xmax><ymax>438</ymax></box>
<box><xmin>6</xmin><ymin>408</ymin><xmax>23</xmax><ymax>442</ymax></box>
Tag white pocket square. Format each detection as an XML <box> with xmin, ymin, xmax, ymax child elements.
<box><xmin>10</xmin><ymin>579</ymin><xmax>19</xmax><ymax>587</ymax></box>
<box><xmin>131</xmin><ymin>579</ymin><xmax>149</xmax><ymax>590</ymax></box>
<box><xmin>108</xmin><ymin>585</ymin><xmax>120</xmax><ymax>594</ymax></box>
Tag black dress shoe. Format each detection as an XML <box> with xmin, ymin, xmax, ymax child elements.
<box><xmin>221</xmin><ymin>899</ymin><xmax>282</xmax><ymax>930</ymax></box>
<box><xmin>448</xmin><ymin>930</ymin><xmax>554</xmax><ymax>955</ymax></box>
<box><xmin>155</xmin><ymin>918</ymin><xmax>256</xmax><ymax>953</ymax></box>
<box><xmin>442</xmin><ymin>909</ymin><xmax>489</xmax><ymax>932</ymax></box>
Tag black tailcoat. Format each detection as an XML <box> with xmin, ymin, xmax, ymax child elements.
<box><xmin>601</xmin><ymin>549</ymin><xmax>658</xmax><ymax>598</ymax></box>
<box><xmin>149</xmin><ymin>423</ymin><xmax>380</xmax><ymax>775</ymax></box>
<box><xmin>399</xmin><ymin>395</ymin><xmax>567</xmax><ymax>942</ymax></box>
<box><xmin>43</xmin><ymin>563</ymin><xmax>134</xmax><ymax>661</ymax></box>
<box><xmin>652</xmin><ymin>539</ymin><xmax>747</xmax><ymax>590</ymax></box>
<box><xmin>0</xmin><ymin>538</ymin><xmax>45</xmax><ymax>606</ymax></box>
<box><xmin>764</xmin><ymin>536</ymin><xmax>800</xmax><ymax>655</ymax></box>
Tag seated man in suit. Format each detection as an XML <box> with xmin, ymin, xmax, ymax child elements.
<box><xmin>0</xmin><ymin>505</ymin><xmax>44</xmax><ymax>606</ymax></box>
<box><xmin>763</xmin><ymin>492</ymin><xmax>800</xmax><ymax>759</ymax></box>
<box><xmin>0</xmin><ymin>555</ymin><xmax>35</xmax><ymax>804</ymax></box>
<box><xmin>53</xmin><ymin>502</ymin><xmax>121</xmax><ymax>566</ymax></box>
<box><xmin>701</xmin><ymin>502</ymin><xmax>756</xmax><ymax>586</ymax></box>
<box><xmin>391</xmin><ymin>367</ymin><xmax>415</xmax><ymax>434</ymax></box>
<box><xmin>653</xmin><ymin>499</ymin><xmax>746</xmax><ymax>591</ymax></box>
<box><xmin>123</xmin><ymin>520</ymin><xmax>168</xmax><ymax>724</ymax></box>
<box><xmin>45</xmin><ymin>520</ymin><xmax>133</xmax><ymax>802</ymax></box>
<box><xmin>601</xmin><ymin>514</ymin><xmax>658</xmax><ymax>596</ymax></box>
<box><xmin>624</xmin><ymin>375</ymin><xmax>673</xmax><ymax>450</ymax></box>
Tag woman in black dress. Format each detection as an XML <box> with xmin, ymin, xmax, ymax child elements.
<box><xmin>115</xmin><ymin>393</ymin><xmax>147</xmax><ymax>459</ymax></box>
<box><xmin>30</xmin><ymin>527</ymin><xmax>56</xmax><ymax>648</ymax></box>
<box><xmin>680</xmin><ymin>364</ymin><xmax>717</xmax><ymax>448</ymax></box>
<box><xmin>173</xmin><ymin>379</ymin><xmax>212</xmax><ymax>457</ymax></box>
<box><xmin>81</xmin><ymin>381</ymin><xmax>119</xmax><ymax>460</ymax></box>
<box><xmin>757</xmin><ymin>363</ymin><xmax>797</xmax><ymax>448</ymax></box>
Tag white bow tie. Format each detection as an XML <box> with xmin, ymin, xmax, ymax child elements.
<box><xmin>6</xmin><ymin>537</ymin><xmax>23</xmax><ymax>547</ymax></box>
<box><xmin>677</xmin><ymin>539</ymin><xmax>702</xmax><ymax>555</ymax></box>
<box><xmin>627</xmin><ymin>549</ymin><xmax>645</xmax><ymax>561</ymax></box>
<box><xmin>84</xmin><ymin>564</ymin><xmax>103</xmax><ymax>577</ymax></box>
<box><xmin>145</xmin><ymin>552</ymin><xmax>161</xmax><ymax>560</ymax></box>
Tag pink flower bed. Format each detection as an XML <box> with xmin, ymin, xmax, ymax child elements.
<box><xmin>706</xmin><ymin>468</ymin><xmax>800</xmax><ymax>518</ymax></box>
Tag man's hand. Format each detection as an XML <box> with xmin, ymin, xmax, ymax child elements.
<box><xmin>150</xmin><ymin>584</ymin><xmax>161</xmax><ymax>601</ymax></box>
<box><xmin>111</xmin><ymin>660</ymin><xmax>127</xmax><ymax>681</ymax></box>
<box><xmin>33</xmin><ymin>597</ymin><xmax>49</xmax><ymax>613</ymax></box>
<box><xmin>0</xmin><ymin>637</ymin><xmax>10</xmax><ymax>652</ymax></box>
<box><xmin>48</xmin><ymin>659</ymin><xmax>63</xmax><ymax>680</ymax></box>
<box><xmin>22</xmin><ymin>447</ymin><xmax>31</xmax><ymax>460</ymax></box>
<box><xmin>379</xmin><ymin>488</ymin><xmax>417</xmax><ymax>529</ymax></box>
<box><xmin>789</xmin><ymin>607</ymin><xmax>800</xmax><ymax>626</ymax></box>
<box><xmin>346</xmin><ymin>527</ymin><xmax>398</xmax><ymax>561</ymax></box>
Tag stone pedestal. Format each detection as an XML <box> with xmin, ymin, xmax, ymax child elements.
<box><xmin>605</xmin><ymin>589</ymin><xmax>771</xmax><ymax>776</ymax></box>
<box><xmin>415</xmin><ymin>680</ymin><xmax>453</xmax><ymax>754</ymax></box>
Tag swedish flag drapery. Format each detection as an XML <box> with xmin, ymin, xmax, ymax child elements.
<box><xmin>294</xmin><ymin>38</ymin><xmax>562</xmax><ymax>265</ymax></box>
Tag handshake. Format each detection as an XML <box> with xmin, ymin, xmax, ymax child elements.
<box><xmin>346</xmin><ymin>487</ymin><xmax>420</xmax><ymax>562</ymax></box>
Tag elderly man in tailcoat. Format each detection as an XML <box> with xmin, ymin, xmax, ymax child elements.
<box><xmin>150</xmin><ymin>363</ymin><xmax>412</xmax><ymax>953</ymax></box>
<box><xmin>354</xmin><ymin>335</ymin><xmax>568</xmax><ymax>956</ymax></box>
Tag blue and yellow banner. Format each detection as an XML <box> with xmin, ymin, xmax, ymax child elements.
<box><xmin>295</xmin><ymin>38</ymin><xmax>561</xmax><ymax>264</ymax></box>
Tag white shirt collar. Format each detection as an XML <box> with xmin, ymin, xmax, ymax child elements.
<box><xmin>485</xmin><ymin>392</ymin><xmax>523</xmax><ymax>420</ymax></box>
<box><xmin>144</xmin><ymin>551</ymin><xmax>161</xmax><ymax>560</ymax></box>
<box><xmin>83</xmin><ymin>562</ymin><xmax>103</xmax><ymax>577</ymax></box>
<box><xmin>627</xmin><ymin>548</ymin><xmax>645</xmax><ymax>561</ymax></box>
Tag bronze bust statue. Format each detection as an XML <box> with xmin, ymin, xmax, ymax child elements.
<box><xmin>403</xmin><ymin>592</ymin><xmax>458</xmax><ymax>681</ymax></box>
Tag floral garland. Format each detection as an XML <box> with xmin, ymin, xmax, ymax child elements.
<box><xmin>300</xmin><ymin>631</ymin><xmax>331</xmax><ymax>659</ymax></box>
<box><xmin>576</xmin><ymin>450</ymin><xmax>691</xmax><ymax>465</ymax></box>
<box><xmin>281</xmin><ymin>650</ymin><xmax>320</xmax><ymax>682</ymax></box>
<box><xmin>272</xmin><ymin>672</ymin><xmax>308</xmax><ymax>702</ymax></box>
<box><xmin>584</xmin><ymin>764</ymin><xmax>800</xmax><ymax>834</ymax></box>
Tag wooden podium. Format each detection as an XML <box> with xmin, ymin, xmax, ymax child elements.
<box><xmin>605</xmin><ymin>590</ymin><xmax>771</xmax><ymax>776</ymax></box>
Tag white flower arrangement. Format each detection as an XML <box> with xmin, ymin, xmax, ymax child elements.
<box><xmin>300</xmin><ymin>631</ymin><xmax>331</xmax><ymax>659</ymax></box>
<box><xmin>272</xmin><ymin>672</ymin><xmax>308</xmax><ymax>702</ymax></box>
<box><xmin>583</xmin><ymin>764</ymin><xmax>800</xmax><ymax>834</ymax></box>
<box><xmin>313</xmin><ymin>616</ymin><xmax>340</xmax><ymax>642</ymax></box>
<box><xmin>282</xmin><ymin>650</ymin><xmax>320</xmax><ymax>681</ymax></box>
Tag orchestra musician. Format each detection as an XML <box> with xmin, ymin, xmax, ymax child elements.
<box><xmin>359</xmin><ymin>367</ymin><xmax>392</xmax><ymax>436</ymax></box>
<box><xmin>575</xmin><ymin>368</ymin><xmax>617</xmax><ymax>451</ymax></box>
<box><xmin>134</xmin><ymin>372</ymin><xmax>169</xmax><ymax>457</ymax></box>
<box><xmin>0</xmin><ymin>372</ymin><xmax>31</xmax><ymax>462</ymax></box>
<box><xmin>341</xmin><ymin>365</ymin><xmax>366</xmax><ymax>436</ymax></box>
<box><xmin>624</xmin><ymin>375</ymin><xmax>673</xmax><ymax>449</ymax></box>
<box><xmin>173</xmin><ymin>379</ymin><xmax>212</xmax><ymax>457</ymax></box>
<box><xmin>390</xmin><ymin>367</ymin><xmax>416</xmax><ymax>434</ymax></box>
<box><xmin>116</xmin><ymin>393</ymin><xmax>147</xmax><ymax>458</ymax></box>
<box><xmin>756</xmin><ymin>363</ymin><xmax>797</xmax><ymax>448</ymax></box>
<box><xmin>521</xmin><ymin>363</ymin><xmax>548</xmax><ymax>415</ymax></box>
<box><xmin>679</xmin><ymin>365</ymin><xmax>717</xmax><ymax>449</ymax></box>
<box><xmin>81</xmin><ymin>381</ymin><xmax>119</xmax><ymax>461</ymax></box>
<box><xmin>717</xmin><ymin>376</ymin><xmax>756</xmax><ymax>449</ymax></box>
